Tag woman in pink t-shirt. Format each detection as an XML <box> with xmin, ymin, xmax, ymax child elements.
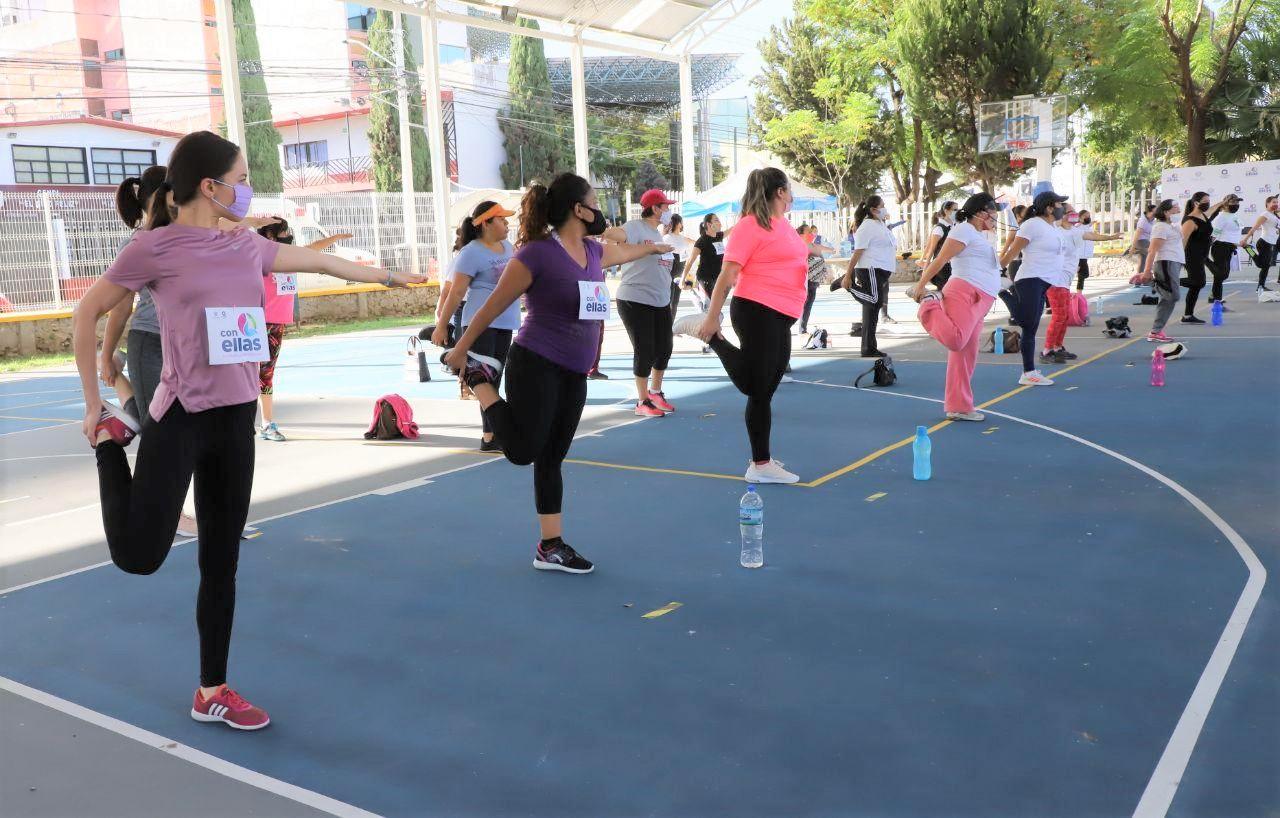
<box><xmin>687</xmin><ymin>167</ymin><xmax>810</xmax><ymax>484</ymax></box>
<box><xmin>71</xmin><ymin>130</ymin><xmax>426</xmax><ymax>731</ymax></box>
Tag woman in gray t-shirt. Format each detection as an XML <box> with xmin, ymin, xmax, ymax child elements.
<box><xmin>604</xmin><ymin>189</ymin><xmax>679</xmax><ymax>416</ymax></box>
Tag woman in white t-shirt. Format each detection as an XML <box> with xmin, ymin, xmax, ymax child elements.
<box><xmin>1139</xmin><ymin>198</ymin><xmax>1184</xmax><ymax>342</ymax></box>
<box><xmin>1242</xmin><ymin>194</ymin><xmax>1280</xmax><ymax>292</ymax></box>
<box><xmin>998</xmin><ymin>189</ymin><xmax>1070</xmax><ymax>386</ymax></box>
<box><xmin>907</xmin><ymin>192</ymin><xmax>1004</xmax><ymax>421</ymax></box>
<box><xmin>918</xmin><ymin>200</ymin><xmax>958</xmax><ymax>290</ymax></box>
<box><xmin>1044</xmin><ymin>209</ymin><xmax>1122</xmax><ymax>363</ymax></box>
<box><xmin>836</xmin><ymin>195</ymin><xmax>898</xmax><ymax>357</ymax></box>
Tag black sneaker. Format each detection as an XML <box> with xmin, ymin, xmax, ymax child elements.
<box><xmin>1181</xmin><ymin>315</ymin><xmax>1205</xmax><ymax>324</ymax></box>
<box><xmin>1039</xmin><ymin>349</ymin><xmax>1067</xmax><ymax>364</ymax></box>
<box><xmin>533</xmin><ymin>540</ymin><xmax>594</xmax><ymax>574</ymax></box>
<box><xmin>860</xmin><ymin>349</ymin><xmax>887</xmax><ymax>358</ymax></box>
<box><xmin>1059</xmin><ymin>347</ymin><xmax>1079</xmax><ymax>360</ymax></box>
<box><xmin>586</xmin><ymin>369</ymin><xmax>609</xmax><ymax>380</ymax></box>
<box><xmin>479</xmin><ymin>437</ymin><xmax>501</xmax><ymax>453</ymax></box>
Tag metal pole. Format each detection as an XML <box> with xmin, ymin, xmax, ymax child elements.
<box><xmin>213</xmin><ymin>0</ymin><xmax>246</xmax><ymax>152</ymax></box>
<box><xmin>417</xmin><ymin>5</ymin><xmax>453</xmax><ymax>281</ymax></box>
<box><xmin>345</xmin><ymin>109</ymin><xmax>352</xmax><ymax>182</ymax></box>
<box><xmin>678</xmin><ymin>55</ymin><xmax>696</xmax><ymax>197</ymax></box>
<box><xmin>392</xmin><ymin>13</ymin><xmax>421</xmax><ymax>276</ymax></box>
<box><xmin>570</xmin><ymin>37</ymin><xmax>590</xmax><ymax>179</ymax></box>
<box><xmin>40</xmin><ymin>191</ymin><xmax>62</xmax><ymax>310</ymax></box>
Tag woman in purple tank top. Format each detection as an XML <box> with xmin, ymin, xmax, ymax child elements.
<box><xmin>444</xmin><ymin>173</ymin><xmax>667</xmax><ymax>574</ymax></box>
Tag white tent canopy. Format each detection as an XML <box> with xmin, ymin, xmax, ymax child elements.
<box><xmin>682</xmin><ymin>165</ymin><xmax>839</xmax><ymax>217</ymax></box>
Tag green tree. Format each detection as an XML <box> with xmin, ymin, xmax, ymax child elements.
<box><xmin>1204</xmin><ymin>0</ymin><xmax>1280</xmax><ymax>162</ymax></box>
<box><xmin>366</xmin><ymin>11</ymin><xmax>431</xmax><ymax>192</ymax></box>
<box><xmin>894</xmin><ymin>0</ymin><xmax>1056</xmax><ymax>192</ymax></box>
<box><xmin>588</xmin><ymin>112</ymin><xmax>670</xmax><ymax>201</ymax></box>
<box><xmin>230</xmin><ymin>0</ymin><xmax>281</xmax><ymax>192</ymax></box>
<box><xmin>499</xmin><ymin>19</ymin><xmax>567</xmax><ymax>187</ymax></box>
<box><xmin>751</xmin><ymin>17</ymin><xmax>887</xmax><ymax>205</ymax></box>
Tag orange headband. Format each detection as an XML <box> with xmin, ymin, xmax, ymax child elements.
<box><xmin>472</xmin><ymin>203</ymin><xmax>515</xmax><ymax>227</ymax></box>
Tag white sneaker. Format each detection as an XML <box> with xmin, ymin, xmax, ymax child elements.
<box><xmin>946</xmin><ymin>410</ymin><xmax>985</xmax><ymax>422</ymax></box>
<box><xmin>745</xmin><ymin>459</ymin><xmax>800</xmax><ymax>484</ymax></box>
<box><xmin>672</xmin><ymin>313</ymin><xmax>705</xmax><ymax>336</ymax></box>
<box><xmin>1018</xmin><ymin>370</ymin><xmax>1055</xmax><ymax>386</ymax></box>
<box><xmin>176</xmin><ymin>513</ymin><xmax>198</xmax><ymax>539</ymax></box>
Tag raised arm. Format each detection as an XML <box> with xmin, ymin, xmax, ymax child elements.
<box><xmin>601</xmin><ymin>241</ymin><xmax>670</xmax><ymax>268</ymax></box>
<box><xmin>305</xmin><ymin>232</ymin><xmax>354</xmax><ymax>253</ymax></box>
<box><xmin>270</xmin><ymin>243</ymin><xmax>427</xmax><ymax>287</ymax></box>
<box><xmin>1081</xmin><ymin>230</ymin><xmax>1122</xmax><ymax>242</ymax></box>
<box><xmin>601</xmin><ymin>226</ymin><xmax>628</xmax><ymax>244</ymax></box>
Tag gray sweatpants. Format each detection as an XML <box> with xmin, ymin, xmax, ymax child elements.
<box><xmin>1153</xmin><ymin>260</ymin><xmax>1182</xmax><ymax>332</ymax></box>
<box><xmin>126</xmin><ymin>328</ymin><xmax>163</xmax><ymax>424</ymax></box>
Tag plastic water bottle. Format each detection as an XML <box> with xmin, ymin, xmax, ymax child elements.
<box><xmin>912</xmin><ymin>425</ymin><xmax>932</xmax><ymax>481</ymax></box>
<box><xmin>1211</xmin><ymin>300</ymin><xmax>1224</xmax><ymax>326</ymax></box>
<box><xmin>1150</xmin><ymin>348</ymin><xmax>1166</xmax><ymax>387</ymax></box>
<box><xmin>1093</xmin><ymin>296</ymin><xmax>1104</xmax><ymax>315</ymax></box>
<box><xmin>993</xmin><ymin>326</ymin><xmax>1004</xmax><ymax>355</ymax></box>
<box><xmin>739</xmin><ymin>486</ymin><xmax>764</xmax><ymax>568</ymax></box>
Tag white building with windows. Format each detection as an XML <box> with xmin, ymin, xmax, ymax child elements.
<box><xmin>0</xmin><ymin>117</ymin><xmax>180</xmax><ymax>189</ymax></box>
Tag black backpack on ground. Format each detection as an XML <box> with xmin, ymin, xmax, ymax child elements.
<box><xmin>1103</xmin><ymin>316</ymin><xmax>1132</xmax><ymax>338</ymax></box>
<box><xmin>854</xmin><ymin>355</ymin><xmax>897</xmax><ymax>388</ymax></box>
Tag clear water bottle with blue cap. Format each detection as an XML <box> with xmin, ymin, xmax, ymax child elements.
<box><xmin>739</xmin><ymin>486</ymin><xmax>764</xmax><ymax>568</ymax></box>
<box><xmin>993</xmin><ymin>326</ymin><xmax>1004</xmax><ymax>355</ymax></box>
<box><xmin>912</xmin><ymin>425</ymin><xmax>932</xmax><ymax>481</ymax></box>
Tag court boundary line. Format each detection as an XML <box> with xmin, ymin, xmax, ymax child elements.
<box><xmin>0</xmin><ymin>676</ymin><xmax>379</xmax><ymax>818</ymax></box>
<box><xmin>798</xmin><ymin>379</ymin><xmax>1266</xmax><ymax>818</ymax></box>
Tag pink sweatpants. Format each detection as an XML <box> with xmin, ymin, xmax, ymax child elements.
<box><xmin>1044</xmin><ymin>286</ymin><xmax>1071</xmax><ymax>351</ymax></box>
<box><xmin>917</xmin><ymin>277</ymin><xmax>995</xmax><ymax>414</ymax></box>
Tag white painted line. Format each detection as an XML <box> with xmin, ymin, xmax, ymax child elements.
<box><xmin>370</xmin><ymin>477</ymin><xmax>433</xmax><ymax>496</ymax></box>
<box><xmin>0</xmin><ymin>397</ymin><xmax>84</xmax><ymax>412</ymax></box>
<box><xmin>4</xmin><ymin>502</ymin><xmax>99</xmax><ymax>527</ymax></box>
<box><xmin>0</xmin><ymin>495</ymin><xmax>30</xmax><ymax>505</ymax></box>
<box><xmin>795</xmin><ymin>378</ymin><xmax>1266</xmax><ymax>818</ymax></box>
<box><xmin>0</xmin><ymin>676</ymin><xmax>380</xmax><ymax>818</ymax></box>
<box><xmin>0</xmin><ymin>420</ymin><xmax>79</xmax><ymax>438</ymax></box>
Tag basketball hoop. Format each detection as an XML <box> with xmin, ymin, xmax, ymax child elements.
<box><xmin>1009</xmin><ymin>156</ymin><xmax>1025</xmax><ymax>169</ymax></box>
<box><xmin>1007</xmin><ymin>140</ymin><xmax>1032</xmax><ymax>152</ymax></box>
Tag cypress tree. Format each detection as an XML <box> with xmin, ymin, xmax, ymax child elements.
<box><xmin>367</xmin><ymin>11</ymin><xmax>432</xmax><ymax>192</ymax></box>
<box><xmin>231</xmin><ymin>0</ymin><xmax>282</xmax><ymax>192</ymax></box>
<box><xmin>499</xmin><ymin>19</ymin><xmax>567</xmax><ymax>187</ymax></box>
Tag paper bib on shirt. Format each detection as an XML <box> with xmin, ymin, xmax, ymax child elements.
<box><xmin>273</xmin><ymin>273</ymin><xmax>297</xmax><ymax>295</ymax></box>
<box><xmin>578</xmin><ymin>280</ymin><xmax>612</xmax><ymax>321</ymax></box>
<box><xmin>206</xmin><ymin>307</ymin><xmax>270</xmax><ymax>365</ymax></box>
<box><xmin>712</xmin><ymin>241</ymin><xmax>725</xmax><ymax>255</ymax></box>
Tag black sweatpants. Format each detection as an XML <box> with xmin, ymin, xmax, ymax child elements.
<box><xmin>1207</xmin><ymin>241</ymin><xmax>1235</xmax><ymax>302</ymax></box>
<box><xmin>851</xmin><ymin>267</ymin><xmax>892</xmax><ymax>354</ymax></box>
<box><xmin>1011</xmin><ymin>277</ymin><xmax>1051</xmax><ymax>372</ymax></box>
<box><xmin>707</xmin><ymin>297</ymin><xmax>794</xmax><ymax>463</ymax></box>
<box><xmin>616</xmin><ymin>299</ymin><xmax>673</xmax><ymax>378</ymax></box>
<box><xmin>95</xmin><ymin>399</ymin><xmax>256</xmax><ymax>687</ymax></box>
<box><xmin>466</xmin><ymin>326</ymin><xmax>512</xmax><ymax>434</ymax></box>
<box><xmin>1258</xmin><ymin>240</ymin><xmax>1276</xmax><ymax>287</ymax></box>
<box><xmin>482</xmin><ymin>343</ymin><xmax>588</xmax><ymax>515</ymax></box>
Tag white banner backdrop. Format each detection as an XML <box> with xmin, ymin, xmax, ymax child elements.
<box><xmin>1159</xmin><ymin>159</ymin><xmax>1280</xmax><ymax>227</ymax></box>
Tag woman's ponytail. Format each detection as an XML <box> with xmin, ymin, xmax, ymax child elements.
<box><xmin>145</xmin><ymin>180</ymin><xmax>175</xmax><ymax>229</ymax></box>
<box><xmin>517</xmin><ymin>184</ymin><xmax>550</xmax><ymax>247</ymax></box>
<box><xmin>116</xmin><ymin>164</ymin><xmax>167</xmax><ymax>229</ymax></box>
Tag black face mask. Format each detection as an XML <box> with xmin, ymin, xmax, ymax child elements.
<box><xmin>578</xmin><ymin>204</ymin><xmax>607</xmax><ymax>236</ymax></box>
<box><xmin>1196</xmin><ymin>200</ymin><xmax>1209</xmax><ymax>210</ymax></box>
<box><xmin>1081</xmin><ymin>217</ymin><xmax>1091</xmax><ymax>224</ymax></box>
<box><xmin>277</xmin><ymin>235</ymin><xmax>295</xmax><ymax>244</ymax></box>
<box><xmin>1227</xmin><ymin>204</ymin><xmax>1240</xmax><ymax>213</ymax></box>
<box><xmin>1052</xmin><ymin>205</ymin><xmax>1065</xmax><ymax>220</ymax></box>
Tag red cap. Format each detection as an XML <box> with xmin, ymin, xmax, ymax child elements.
<box><xmin>640</xmin><ymin>189</ymin><xmax>677</xmax><ymax>208</ymax></box>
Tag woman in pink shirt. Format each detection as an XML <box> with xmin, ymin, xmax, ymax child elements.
<box><xmin>71</xmin><ymin>130</ymin><xmax>426</xmax><ymax>731</ymax></box>
<box><xmin>688</xmin><ymin>167</ymin><xmax>809</xmax><ymax>484</ymax></box>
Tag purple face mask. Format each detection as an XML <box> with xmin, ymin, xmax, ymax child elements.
<box><xmin>209</xmin><ymin>178</ymin><xmax>254</xmax><ymax>220</ymax></box>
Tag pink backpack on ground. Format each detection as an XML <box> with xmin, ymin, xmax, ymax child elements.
<box><xmin>1067</xmin><ymin>292</ymin><xmax>1090</xmax><ymax>326</ymax></box>
<box><xmin>364</xmin><ymin>394</ymin><xmax>420</xmax><ymax>440</ymax></box>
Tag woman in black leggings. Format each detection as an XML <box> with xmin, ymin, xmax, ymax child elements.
<box><xmin>72</xmin><ymin>130</ymin><xmax>424</xmax><ymax>729</ymax></box>
<box><xmin>692</xmin><ymin>167</ymin><xmax>810</xmax><ymax>484</ymax></box>
<box><xmin>445</xmin><ymin>173</ymin><xmax>667</xmax><ymax>574</ymax></box>
<box><xmin>1180</xmin><ymin>192</ymin><xmax>1229</xmax><ymax>323</ymax></box>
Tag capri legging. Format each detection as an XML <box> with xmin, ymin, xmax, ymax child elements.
<box><xmin>467</xmin><ymin>326</ymin><xmax>513</xmax><ymax>434</ymax></box>
<box><xmin>707</xmin><ymin>296</ymin><xmax>794</xmax><ymax>463</ymax></box>
<box><xmin>616</xmin><ymin>299</ymin><xmax>673</xmax><ymax>378</ymax></box>
<box><xmin>258</xmin><ymin>323</ymin><xmax>286</xmax><ymax>394</ymax></box>
<box><xmin>481</xmin><ymin>343</ymin><xmax>587</xmax><ymax>515</ymax></box>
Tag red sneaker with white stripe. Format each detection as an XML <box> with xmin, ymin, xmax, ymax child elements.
<box><xmin>191</xmin><ymin>685</ymin><xmax>270</xmax><ymax>731</ymax></box>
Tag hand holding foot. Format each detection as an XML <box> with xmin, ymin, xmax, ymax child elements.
<box><xmin>695</xmin><ymin>315</ymin><xmax>721</xmax><ymax>343</ymax></box>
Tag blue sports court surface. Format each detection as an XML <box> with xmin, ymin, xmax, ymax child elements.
<box><xmin>0</xmin><ymin>279</ymin><xmax>1276</xmax><ymax>817</ymax></box>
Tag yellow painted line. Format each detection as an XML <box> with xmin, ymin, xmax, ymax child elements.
<box><xmin>982</xmin><ymin>426</ymin><xmax>999</xmax><ymax>435</ymax></box>
<box><xmin>563</xmin><ymin>458</ymin><xmax>745</xmax><ymax>482</ymax></box>
<box><xmin>865</xmin><ymin>492</ymin><xmax>887</xmax><ymax>502</ymax></box>
<box><xmin>642</xmin><ymin>602</ymin><xmax>683</xmax><ymax>619</ymax></box>
<box><xmin>804</xmin><ymin>335</ymin><xmax>1143</xmax><ymax>488</ymax></box>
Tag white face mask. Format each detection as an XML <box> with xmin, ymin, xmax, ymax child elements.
<box><xmin>875</xmin><ymin>207</ymin><xmax>888</xmax><ymax>220</ymax></box>
<box><xmin>944</xmin><ymin>212</ymin><xmax>956</xmax><ymax>224</ymax></box>
<box><xmin>659</xmin><ymin>210</ymin><xmax>673</xmax><ymax>226</ymax></box>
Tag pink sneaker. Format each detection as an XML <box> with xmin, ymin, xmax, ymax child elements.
<box><xmin>634</xmin><ymin>399</ymin><xmax>665</xmax><ymax>417</ymax></box>
<box><xmin>92</xmin><ymin>404</ymin><xmax>139</xmax><ymax>448</ymax></box>
<box><xmin>1146</xmin><ymin>330</ymin><xmax>1173</xmax><ymax>342</ymax></box>
<box><xmin>647</xmin><ymin>390</ymin><xmax>675</xmax><ymax>413</ymax></box>
<box><xmin>191</xmin><ymin>685</ymin><xmax>270</xmax><ymax>731</ymax></box>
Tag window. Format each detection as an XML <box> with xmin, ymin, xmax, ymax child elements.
<box><xmin>283</xmin><ymin>140</ymin><xmax>329</xmax><ymax>168</ymax></box>
<box><xmin>83</xmin><ymin>60</ymin><xmax>102</xmax><ymax>88</ymax></box>
<box><xmin>345</xmin><ymin>3</ymin><xmax>375</xmax><ymax>30</ymax></box>
<box><xmin>87</xmin><ymin>98</ymin><xmax>106</xmax><ymax>117</ymax></box>
<box><xmin>439</xmin><ymin>44</ymin><xmax>468</xmax><ymax>64</ymax></box>
<box><xmin>110</xmin><ymin>109</ymin><xmax>131</xmax><ymax>122</ymax></box>
<box><xmin>210</xmin><ymin>86</ymin><xmax>221</xmax><ymax>96</ymax></box>
<box><xmin>104</xmin><ymin>48</ymin><xmax>124</xmax><ymax>61</ymax></box>
<box><xmin>80</xmin><ymin>37</ymin><xmax>97</xmax><ymax>57</ymax></box>
<box><xmin>12</xmin><ymin>145</ymin><xmax>89</xmax><ymax>185</ymax></box>
<box><xmin>91</xmin><ymin>147</ymin><xmax>156</xmax><ymax>184</ymax></box>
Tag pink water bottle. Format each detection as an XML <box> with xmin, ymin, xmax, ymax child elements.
<box><xmin>1150</xmin><ymin>349</ymin><xmax>1166</xmax><ymax>387</ymax></box>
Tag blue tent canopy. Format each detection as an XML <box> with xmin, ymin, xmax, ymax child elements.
<box><xmin>680</xmin><ymin>168</ymin><xmax>838</xmax><ymax>218</ymax></box>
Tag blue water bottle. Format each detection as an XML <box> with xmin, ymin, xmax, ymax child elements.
<box><xmin>912</xmin><ymin>425</ymin><xmax>931</xmax><ymax>481</ymax></box>
<box><xmin>1211</xmin><ymin>300</ymin><xmax>1224</xmax><ymax>326</ymax></box>
<box><xmin>993</xmin><ymin>326</ymin><xmax>1004</xmax><ymax>355</ymax></box>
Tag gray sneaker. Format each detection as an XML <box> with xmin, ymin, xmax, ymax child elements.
<box><xmin>260</xmin><ymin>422</ymin><xmax>286</xmax><ymax>442</ymax></box>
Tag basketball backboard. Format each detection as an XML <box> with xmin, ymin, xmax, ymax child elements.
<box><xmin>978</xmin><ymin>96</ymin><xmax>1069</xmax><ymax>154</ymax></box>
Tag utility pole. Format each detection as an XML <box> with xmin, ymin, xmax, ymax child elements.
<box><xmin>392</xmin><ymin>13</ymin><xmax>420</xmax><ymax>277</ymax></box>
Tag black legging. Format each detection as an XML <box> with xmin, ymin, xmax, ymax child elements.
<box><xmin>707</xmin><ymin>297</ymin><xmax>793</xmax><ymax>463</ymax></box>
<box><xmin>482</xmin><ymin>343</ymin><xmax>587</xmax><ymax>515</ymax></box>
<box><xmin>799</xmin><ymin>279</ymin><xmax>820</xmax><ymax>332</ymax></box>
<box><xmin>1011</xmin><ymin>277</ymin><xmax>1051</xmax><ymax>372</ymax></box>
<box><xmin>467</xmin><ymin>326</ymin><xmax>512</xmax><ymax>434</ymax></box>
<box><xmin>95</xmin><ymin>399</ymin><xmax>256</xmax><ymax>688</ymax></box>
<box><xmin>1207</xmin><ymin>241</ymin><xmax>1235</xmax><ymax>302</ymax></box>
<box><xmin>851</xmin><ymin>267</ymin><xmax>892</xmax><ymax>354</ymax></box>
<box><xmin>1258</xmin><ymin>240</ymin><xmax>1276</xmax><ymax>287</ymax></box>
<box><xmin>669</xmin><ymin>258</ymin><xmax>685</xmax><ymax>320</ymax></box>
<box><xmin>1076</xmin><ymin>259</ymin><xmax>1089</xmax><ymax>291</ymax></box>
<box><xmin>1183</xmin><ymin>243</ymin><xmax>1210</xmax><ymax>316</ymax></box>
<box><xmin>616</xmin><ymin>299</ymin><xmax>673</xmax><ymax>378</ymax></box>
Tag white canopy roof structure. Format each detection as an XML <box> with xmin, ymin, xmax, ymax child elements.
<box><xmin>683</xmin><ymin>165</ymin><xmax>839</xmax><ymax>217</ymax></box>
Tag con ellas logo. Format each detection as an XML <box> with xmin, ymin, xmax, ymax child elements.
<box><xmin>220</xmin><ymin>311</ymin><xmax>264</xmax><ymax>353</ymax></box>
<box><xmin>584</xmin><ymin>285</ymin><xmax>609</xmax><ymax>315</ymax></box>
